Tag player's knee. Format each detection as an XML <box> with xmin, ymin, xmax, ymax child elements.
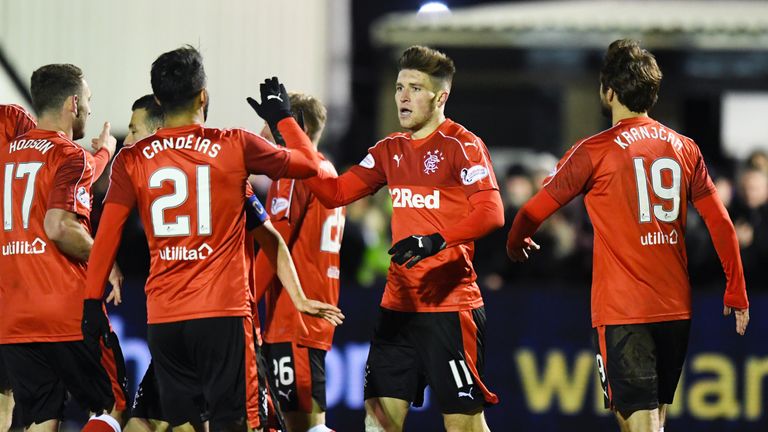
<box><xmin>442</xmin><ymin>410</ymin><xmax>485</xmax><ymax>432</ymax></box>
<box><xmin>363</xmin><ymin>414</ymin><xmax>386</xmax><ymax>432</ymax></box>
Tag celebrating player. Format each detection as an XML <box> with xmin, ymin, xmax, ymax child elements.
<box><xmin>0</xmin><ymin>103</ymin><xmax>37</xmax><ymax>432</ymax></box>
<box><xmin>84</xmin><ymin>46</ymin><xmax>343</xmax><ymax>432</ymax></box>
<box><xmin>279</xmin><ymin>46</ymin><xmax>503</xmax><ymax>431</ymax></box>
<box><xmin>121</xmin><ymin>95</ymin><xmax>286</xmax><ymax>432</ymax></box>
<box><xmin>0</xmin><ymin>65</ymin><xmax>126</xmax><ymax>432</ymax></box>
<box><xmin>252</xmin><ymin>93</ymin><xmax>343</xmax><ymax>432</ymax></box>
<box><xmin>506</xmin><ymin>39</ymin><xmax>750</xmax><ymax>432</ymax></box>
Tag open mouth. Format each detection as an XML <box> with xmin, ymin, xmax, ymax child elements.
<box><xmin>399</xmin><ymin>108</ymin><xmax>412</xmax><ymax>118</ymax></box>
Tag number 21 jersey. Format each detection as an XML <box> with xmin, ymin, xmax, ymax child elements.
<box><xmin>106</xmin><ymin>124</ymin><xmax>293</xmax><ymax>324</ymax></box>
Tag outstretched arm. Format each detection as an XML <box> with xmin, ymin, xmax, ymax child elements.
<box><xmin>693</xmin><ymin>192</ymin><xmax>749</xmax><ymax>335</ymax></box>
<box><xmin>251</xmin><ymin>220</ymin><xmax>344</xmax><ymax>326</ymax></box>
<box><xmin>303</xmin><ymin>171</ymin><xmax>374</xmax><ymax>209</ymax></box>
<box><xmin>506</xmin><ymin>188</ymin><xmax>562</xmax><ymax>262</ymax></box>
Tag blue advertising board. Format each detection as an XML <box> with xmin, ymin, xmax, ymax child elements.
<box><xmin>109</xmin><ymin>279</ymin><xmax>766</xmax><ymax>431</ymax></box>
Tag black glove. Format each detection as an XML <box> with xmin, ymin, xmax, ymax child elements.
<box><xmin>82</xmin><ymin>299</ymin><xmax>111</xmax><ymax>348</ymax></box>
<box><xmin>263</xmin><ymin>109</ymin><xmax>305</xmax><ymax>147</ymax></box>
<box><xmin>388</xmin><ymin>233</ymin><xmax>446</xmax><ymax>269</ymax></box>
<box><xmin>246</xmin><ymin>76</ymin><xmax>292</xmax><ymax>130</ymax></box>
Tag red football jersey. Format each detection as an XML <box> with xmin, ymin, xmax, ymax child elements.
<box><xmin>0</xmin><ymin>129</ymin><xmax>95</xmax><ymax>343</ymax></box>
<box><xmin>348</xmin><ymin>119</ymin><xmax>498</xmax><ymax>312</ymax></box>
<box><xmin>0</xmin><ymin>105</ymin><xmax>35</xmax><ymax>146</ymax></box>
<box><xmin>543</xmin><ymin>116</ymin><xmax>717</xmax><ymax>326</ymax></box>
<box><xmin>262</xmin><ymin>160</ymin><xmax>345</xmax><ymax>350</ymax></box>
<box><xmin>105</xmin><ymin>124</ymin><xmax>294</xmax><ymax>324</ymax></box>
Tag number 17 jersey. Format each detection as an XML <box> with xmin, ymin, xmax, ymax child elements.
<box><xmin>543</xmin><ymin>116</ymin><xmax>716</xmax><ymax>327</ymax></box>
<box><xmin>105</xmin><ymin>124</ymin><xmax>293</xmax><ymax>324</ymax></box>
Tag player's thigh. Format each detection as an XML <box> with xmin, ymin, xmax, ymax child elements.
<box><xmin>0</xmin><ymin>344</ymin><xmax>65</xmax><ymax>429</ymax></box>
<box><xmin>148</xmin><ymin>321</ymin><xmax>206</xmax><ymax>428</ymax></box>
<box><xmin>189</xmin><ymin>316</ymin><xmax>259</xmax><ymax>430</ymax></box>
<box><xmin>652</xmin><ymin>319</ymin><xmax>690</xmax><ymax>405</ymax></box>
<box><xmin>411</xmin><ymin>308</ymin><xmax>497</xmax><ymax>414</ymax></box>
<box><xmin>593</xmin><ymin>323</ymin><xmax>659</xmax><ymax>417</ymax></box>
<box><xmin>363</xmin><ymin>309</ymin><xmax>422</xmax><ymax>406</ymax></box>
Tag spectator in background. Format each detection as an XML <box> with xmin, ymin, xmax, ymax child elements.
<box><xmin>746</xmin><ymin>149</ymin><xmax>768</xmax><ymax>174</ymax></box>
<box><xmin>733</xmin><ymin>167</ymin><xmax>768</xmax><ymax>288</ymax></box>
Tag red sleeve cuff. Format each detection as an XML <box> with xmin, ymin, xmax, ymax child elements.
<box><xmin>506</xmin><ymin>189</ymin><xmax>561</xmax><ymax>249</ymax></box>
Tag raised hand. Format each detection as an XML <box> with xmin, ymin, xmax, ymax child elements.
<box><xmin>91</xmin><ymin>121</ymin><xmax>117</xmax><ymax>157</ymax></box>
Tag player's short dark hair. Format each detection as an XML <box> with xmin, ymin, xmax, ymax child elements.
<box><xmin>289</xmin><ymin>92</ymin><xmax>326</xmax><ymax>143</ymax></box>
<box><xmin>30</xmin><ymin>64</ymin><xmax>84</xmax><ymax>115</ymax></box>
<box><xmin>600</xmin><ymin>39</ymin><xmax>662</xmax><ymax>113</ymax></box>
<box><xmin>150</xmin><ymin>45</ymin><xmax>206</xmax><ymax>113</ymax></box>
<box><xmin>398</xmin><ymin>45</ymin><xmax>456</xmax><ymax>87</ymax></box>
<box><xmin>132</xmin><ymin>94</ymin><xmax>164</xmax><ymax>130</ymax></box>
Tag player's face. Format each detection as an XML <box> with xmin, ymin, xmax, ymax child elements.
<box><xmin>395</xmin><ymin>69</ymin><xmax>442</xmax><ymax>132</ymax></box>
<box><xmin>72</xmin><ymin>79</ymin><xmax>91</xmax><ymax>140</ymax></box>
<box><xmin>124</xmin><ymin>108</ymin><xmax>157</xmax><ymax>147</ymax></box>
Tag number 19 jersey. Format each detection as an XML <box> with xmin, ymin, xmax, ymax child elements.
<box><xmin>105</xmin><ymin>124</ymin><xmax>293</xmax><ymax>324</ymax></box>
<box><xmin>543</xmin><ymin>116</ymin><xmax>716</xmax><ymax>327</ymax></box>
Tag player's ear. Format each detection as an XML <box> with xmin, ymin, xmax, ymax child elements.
<box><xmin>436</xmin><ymin>89</ymin><xmax>450</xmax><ymax>108</ymax></box>
<box><xmin>198</xmin><ymin>89</ymin><xmax>207</xmax><ymax>107</ymax></box>
<box><xmin>69</xmin><ymin>95</ymin><xmax>78</xmax><ymax>116</ymax></box>
<box><xmin>153</xmin><ymin>95</ymin><xmax>162</xmax><ymax>107</ymax></box>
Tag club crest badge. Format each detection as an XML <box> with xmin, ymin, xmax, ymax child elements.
<box><xmin>423</xmin><ymin>150</ymin><xmax>445</xmax><ymax>175</ymax></box>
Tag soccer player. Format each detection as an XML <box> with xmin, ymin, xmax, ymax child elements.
<box><xmin>252</xmin><ymin>93</ymin><xmax>343</xmax><ymax>432</ymax></box>
<box><xmin>286</xmin><ymin>46</ymin><xmax>503</xmax><ymax>432</ymax></box>
<box><xmin>0</xmin><ymin>64</ymin><xmax>126</xmax><ymax>432</ymax></box>
<box><xmin>84</xmin><ymin>46</ymin><xmax>343</xmax><ymax>432</ymax></box>
<box><xmin>0</xmin><ymin>103</ymin><xmax>36</xmax><ymax>432</ymax></box>
<box><xmin>506</xmin><ymin>39</ymin><xmax>750</xmax><ymax>432</ymax></box>
<box><xmin>121</xmin><ymin>95</ymin><xmax>284</xmax><ymax>432</ymax></box>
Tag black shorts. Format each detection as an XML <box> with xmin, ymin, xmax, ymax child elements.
<box><xmin>131</xmin><ymin>360</ymin><xmax>209</xmax><ymax>423</ymax></box>
<box><xmin>0</xmin><ymin>351</ymin><xmax>10</xmax><ymax>392</ymax></box>
<box><xmin>0</xmin><ymin>332</ymin><xmax>128</xmax><ymax>428</ymax></box>
<box><xmin>593</xmin><ymin>319</ymin><xmax>690</xmax><ymax>416</ymax></box>
<box><xmin>364</xmin><ymin>307</ymin><xmax>498</xmax><ymax>414</ymax></box>
<box><xmin>263</xmin><ymin>342</ymin><xmax>327</xmax><ymax>413</ymax></box>
<box><xmin>147</xmin><ymin>316</ymin><xmax>261</xmax><ymax>430</ymax></box>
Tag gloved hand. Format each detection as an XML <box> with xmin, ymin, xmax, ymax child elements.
<box><xmin>265</xmin><ymin>109</ymin><xmax>305</xmax><ymax>146</ymax></box>
<box><xmin>82</xmin><ymin>299</ymin><xmax>111</xmax><ymax>348</ymax></box>
<box><xmin>388</xmin><ymin>233</ymin><xmax>446</xmax><ymax>269</ymax></box>
<box><xmin>246</xmin><ymin>76</ymin><xmax>292</xmax><ymax>130</ymax></box>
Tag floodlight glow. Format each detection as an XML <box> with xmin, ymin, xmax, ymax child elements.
<box><xmin>418</xmin><ymin>2</ymin><xmax>450</xmax><ymax>14</ymax></box>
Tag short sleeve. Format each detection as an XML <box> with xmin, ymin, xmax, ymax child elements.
<box><xmin>451</xmin><ymin>137</ymin><xmax>499</xmax><ymax>197</ymax></box>
<box><xmin>1</xmin><ymin>104</ymin><xmax>35</xmax><ymax>143</ymax></box>
<box><xmin>542</xmin><ymin>142</ymin><xmax>594</xmax><ymax>205</ymax></box>
<box><xmin>689</xmin><ymin>146</ymin><xmax>716</xmax><ymax>202</ymax></box>
<box><xmin>347</xmin><ymin>143</ymin><xmax>387</xmax><ymax>192</ymax></box>
<box><xmin>104</xmin><ymin>151</ymin><xmax>137</xmax><ymax>208</ymax></box>
<box><xmin>241</xmin><ymin>129</ymin><xmax>291</xmax><ymax>180</ymax></box>
<box><xmin>47</xmin><ymin>148</ymin><xmax>93</xmax><ymax>218</ymax></box>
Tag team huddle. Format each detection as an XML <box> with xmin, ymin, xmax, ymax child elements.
<box><xmin>0</xmin><ymin>39</ymin><xmax>750</xmax><ymax>432</ymax></box>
